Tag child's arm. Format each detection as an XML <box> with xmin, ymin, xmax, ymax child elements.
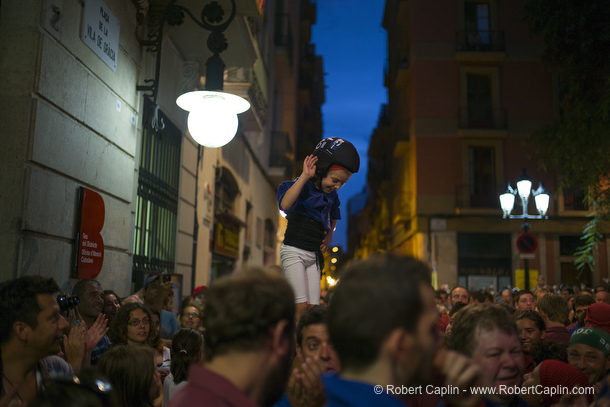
<box><xmin>320</xmin><ymin>219</ymin><xmax>337</xmax><ymax>252</ymax></box>
<box><xmin>280</xmin><ymin>155</ymin><xmax>318</xmax><ymax>211</ymax></box>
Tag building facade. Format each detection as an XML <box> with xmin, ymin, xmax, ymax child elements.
<box><xmin>356</xmin><ymin>0</ymin><xmax>609</xmax><ymax>290</ymax></box>
<box><xmin>0</xmin><ymin>0</ymin><xmax>322</xmax><ymax>298</ymax></box>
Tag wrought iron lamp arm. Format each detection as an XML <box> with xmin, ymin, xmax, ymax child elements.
<box><xmin>135</xmin><ymin>0</ymin><xmax>237</xmax><ymax>128</ymax></box>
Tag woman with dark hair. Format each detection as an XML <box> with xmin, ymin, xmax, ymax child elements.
<box><xmin>108</xmin><ymin>303</ymin><xmax>170</xmax><ymax>379</ymax></box>
<box><xmin>162</xmin><ymin>328</ymin><xmax>203</xmax><ymax>407</ymax></box>
<box><xmin>108</xmin><ymin>302</ymin><xmax>155</xmax><ymax>347</ymax></box>
<box><xmin>102</xmin><ymin>289</ymin><xmax>121</xmax><ymax>324</ymax></box>
<box><xmin>97</xmin><ymin>345</ymin><xmax>161</xmax><ymax>407</ymax></box>
<box><xmin>148</xmin><ymin>306</ymin><xmax>172</xmax><ymax>379</ymax></box>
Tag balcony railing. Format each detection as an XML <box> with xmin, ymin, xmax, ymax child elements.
<box><xmin>459</xmin><ymin>107</ymin><xmax>507</xmax><ymax>130</ymax></box>
<box><xmin>563</xmin><ymin>188</ymin><xmax>589</xmax><ymax>211</ymax></box>
<box><xmin>457</xmin><ymin>30</ymin><xmax>505</xmax><ymax>52</ymax></box>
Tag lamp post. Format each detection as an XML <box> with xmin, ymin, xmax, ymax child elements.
<box><xmin>499</xmin><ymin>169</ymin><xmax>550</xmax><ymax>290</ymax></box>
<box><xmin>136</xmin><ymin>0</ymin><xmax>250</xmax><ymax>147</ymax></box>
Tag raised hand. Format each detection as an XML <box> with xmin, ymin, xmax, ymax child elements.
<box><xmin>286</xmin><ymin>356</ymin><xmax>326</xmax><ymax>407</ymax></box>
<box><xmin>85</xmin><ymin>313</ymin><xmax>108</xmax><ymax>351</ymax></box>
<box><xmin>302</xmin><ymin>155</ymin><xmax>318</xmax><ymax>180</ymax></box>
<box><xmin>64</xmin><ymin>321</ymin><xmax>86</xmax><ymax>372</ymax></box>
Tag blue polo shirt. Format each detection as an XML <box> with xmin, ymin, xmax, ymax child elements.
<box><xmin>322</xmin><ymin>373</ymin><xmax>406</xmax><ymax>407</ymax></box>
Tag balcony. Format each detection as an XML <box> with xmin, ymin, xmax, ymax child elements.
<box><xmin>459</xmin><ymin>107</ymin><xmax>507</xmax><ymax>130</ymax></box>
<box><xmin>456</xmin><ymin>30</ymin><xmax>505</xmax><ymax>52</ymax></box>
<box><xmin>455</xmin><ymin>183</ymin><xmax>504</xmax><ymax>209</ymax></box>
<box><xmin>562</xmin><ymin>188</ymin><xmax>589</xmax><ymax>211</ymax></box>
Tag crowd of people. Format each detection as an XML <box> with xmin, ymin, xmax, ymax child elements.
<box><xmin>3</xmin><ymin>258</ymin><xmax>610</xmax><ymax>407</ymax></box>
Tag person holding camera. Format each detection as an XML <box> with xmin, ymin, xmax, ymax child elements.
<box><xmin>141</xmin><ymin>275</ymin><xmax>179</xmax><ymax>346</ymax></box>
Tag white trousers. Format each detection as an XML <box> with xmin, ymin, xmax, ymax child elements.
<box><xmin>280</xmin><ymin>244</ymin><xmax>320</xmax><ymax>305</ymax></box>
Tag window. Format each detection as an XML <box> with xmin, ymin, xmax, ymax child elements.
<box><xmin>468</xmin><ymin>146</ymin><xmax>496</xmax><ymax>207</ymax></box>
<box><xmin>133</xmin><ymin>99</ymin><xmax>181</xmax><ymax>276</ymax></box>
<box><xmin>264</xmin><ymin>218</ymin><xmax>275</xmax><ymax>249</ymax></box>
<box><xmin>245</xmin><ymin>201</ymin><xmax>253</xmax><ymax>243</ymax></box>
<box><xmin>457</xmin><ymin>233</ymin><xmax>512</xmax><ymax>290</ymax></box>
<box><xmin>467</xmin><ymin>73</ymin><xmax>493</xmax><ymax>128</ymax></box>
<box><xmin>465</xmin><ymin>1</ymin><xmax>490</xmax><ymax>46</ymax></box>
<box><xmin>214</xmin><ymin>167</ymin><xmax>239</xmax><ymax>213</ymax></box>
<box><xmin>460</xmin><ymin>67</ymin><xmax>504</xmax><ymax>130</ymax></box>
<box><xmin>256</xmin><ymin>217</ymin><xmax>262</xmax><ymax>248</ymax></box>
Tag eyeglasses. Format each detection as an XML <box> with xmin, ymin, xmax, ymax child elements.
<box><xmin>183</xmin><ymin>312</ymin><xmax>200</xmax><ymax>319</ymax></box>
<box><xmin>127</xmin><ymin>318</ymin><xmax>150</xmax><ymax>326</ymax></box>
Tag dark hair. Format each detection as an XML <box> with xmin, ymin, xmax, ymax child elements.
<box><xmin>514</xmin><ymin>290</ymin><xmax>534</xmax><ymax>306</ymax></box>
<box><xmin>328</xmin><ymin>254</ymin><xmax>432</xmax><ymax>371</ymax></box>
<box><xmin>515</xmin><ymin>309</ymin><xmax>546</xmax><ymax>332</ymax></box>
<box><xmin>103</xmin><ymin>290</ymin><xmax>121</xmax><ymax>305</ymax></box>
<box><xmin>573</xmin><ymin>293</ymin><xmax>596</xmax><ymax>308</ymax></box>
<box><xmin>530</xmin><ymin>341</ymin><xmax>569</xmax><ymax>365</ymax></box>
<box><xmin>170</xmin><ymin>328</ymin><xmax>203</xmax><ymax>383</ymax></box>
<box><xmin>97</xmin><ymin>345</ymin><xmax>157</xmax><ymax>407</ymax></box>
<box><xmin>108</xmin><ymin>302</ymin><xmax>156</xmax><ymax>348</ymax></box>
<box><xmin>0</xmin><ymin>276</ymin><xmax>60</xmax><ymax>344</ymax></box>
<box><xmin>448</xmin><ymin>303</ymin><xmax>518</xmax><ymax>357</ymax></box>
<box><xmin>145</xmin><ymin>305</ymin><xmax>164</xmax><ymax>353</ymax></box>
<box><xmin>29</xmin><ymin>368</ymin><xmax>117</xmax><ymax>407</ymax></box>
<box><xmin>537</xmin><ymin>293</ymin><xmax>569</xmax><ymax>324</ymax></box>
<box><xmin>72</xmin><ymin>279</ymin><xmax>101</xmax><ymax>298</ymax></box>
<box><xmin>471</xmin><ymin>290</ymin><xmax>486</xmax><ymax>303</ymax></box>
<box><xmin>203</xmin><ymin>271</ymin><xmax>295</xmax><ymax>361</ymax></box>
<box><xmin>436</xmin><ymin>289</ymin><xmax>448</xmax><ymax>300</ymax></box>
<box><xmin>449</xmin><ymin>301</ymin><xmax>468</xmax><ymax>318</ymax></box>
<box><xmin>296</xmin><ymin>305</ymin><xmax>328</xmax><ymax>349</ymax></box>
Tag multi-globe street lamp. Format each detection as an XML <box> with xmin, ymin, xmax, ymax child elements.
<box><xmin>499</xmin><ymin>169</ymin><xmax>550</xmax><ymax>290</ymax></box>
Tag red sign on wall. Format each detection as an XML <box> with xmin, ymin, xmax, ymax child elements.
<box><xmin>76</xmin><ymin>187</ymin><xmax>105</xmax><ymax>279</ymax></box>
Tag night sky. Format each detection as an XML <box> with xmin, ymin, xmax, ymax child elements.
<box><xmin>311</xmin><ymin>0</ymin><xmax>387</xmax><ymax>250</ymax></box>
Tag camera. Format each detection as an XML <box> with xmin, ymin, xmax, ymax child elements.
<box><xmin>57</xmin><ymin>294</ymin><xmax>80</xmax><ymax>312</ymax></box>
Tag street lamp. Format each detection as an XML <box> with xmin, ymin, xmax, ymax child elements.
<box><xmin>499</xmin><ymin>169</ymin><xmax>550</xmax><ymax>290</ymax></box>
<box><xmin>136</xmin><ymin>0</ymin><xmax>250</xmax><ymax>147</ymax></box>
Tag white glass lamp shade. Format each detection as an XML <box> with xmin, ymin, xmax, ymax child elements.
<box><xmin>176</xmin><ymin>91</ymin><xmax>250</xmax><ymax>148</ymax></box>
<box><xmin>499</xmin><ymin>190</ymin><xmax>516</xmax><ymax>217</ymax></box>
<box><xmin>534</xmin><ymin>193</ymin><xmax>550</xmax><ymax>217</ymax></box>
<box><xmin>516</xmin><ymin>178</ymin><xmax>532</xmax><ymax>200</ymax></box>
<box><xmin>533</xmin><ymin>184</ymin><xmax>550</xmax><ymax>217</ymax></box>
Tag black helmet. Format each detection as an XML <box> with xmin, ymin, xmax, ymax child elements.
<box><xmin>313</xmin><ymin>137</ymin><xmax>360</xmax><ymax>177</ymax></box>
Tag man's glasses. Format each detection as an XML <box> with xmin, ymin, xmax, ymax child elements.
<box><xmin>183</xmin><ymin>312</ymin><xmax>200</xmax><ymax>319</ymax></box>
<box><xmin>127</xmin><ymin>318</ymin><xmax>150</xmax><ymax>326</ymax></box>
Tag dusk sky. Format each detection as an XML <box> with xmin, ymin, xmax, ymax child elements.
<box><xmin>311</xmin><ymin>0</ymin><xmax>387</xmax><ymax>250</ymax></box>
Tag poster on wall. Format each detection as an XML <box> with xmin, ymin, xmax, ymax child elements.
<box><xmin>515</xmin><ymin>269</ymin><xmax>539</xmax><ymax>291</ymax></box>
<box><xmin>74</xmin><ymin>187</ymin><xmax>105</xmax><ymax>279</ymax></box>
